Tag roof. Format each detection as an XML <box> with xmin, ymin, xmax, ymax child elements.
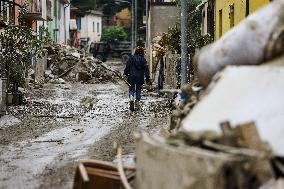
<box><xmin>85</xmin><ymin>10</ymin><xmax>103</xmax><ymax>16</ymax></box>
<box><xmin>23</xmin><ymin>13</ymin><xmax>45</xmax><ymax>21</ymax></box>
<box><xmin>59</xmin><ymin>0</ymin><xmax>70</xmax><ymax>4</ymax></box>
<box><xmin>181</xmin><ymin>66</ymin><xmax>284</xmax><ymax>156</ymax></box>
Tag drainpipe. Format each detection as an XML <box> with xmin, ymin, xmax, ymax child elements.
<box><xmin>180</xmin><ymin>0</ymin><xmax>188</xmax><ymax>85</ymax></box>
<box><xmin>145</xmin><ymin>0</ymin><xmax>148</xmax><ymax>48</ymax></box>
<box><xmin>134</xmin><ymin>0</ymin><xmax>137</xmax><ymax>47</ymax></box>
<box><xmin>131</xmin><ymin>0</ymin><xmax>135</xmax><ymax>53</ymax></box>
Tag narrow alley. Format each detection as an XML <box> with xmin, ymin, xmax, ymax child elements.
<box><xmin>0</xmin><ymin>60</ymin><xmax>171</xmax><ymax>189</ymax></box>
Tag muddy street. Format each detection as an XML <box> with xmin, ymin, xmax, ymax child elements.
<box><xmin>0</xmin><ymin>60</ymin><xmax>171</xmax><ymax>189</ymax></box>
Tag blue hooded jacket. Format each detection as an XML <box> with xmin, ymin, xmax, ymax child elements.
<box><xmin>124</xmin><ymin>55</ymin><xmax>150</xmax><ymax>85</ymax></box>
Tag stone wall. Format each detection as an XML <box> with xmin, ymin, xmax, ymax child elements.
<box><xmin>164</xmin><ymin>53</ymin><xmax>179</xmax><ymax>89</ymax></box>
<box><xmin>149</xmin><ymin>5</ymin><xmax>179</xmax><ymax>40</ymax></box>
<box><xmin>147</xmin><ymin>5</ymin><xmax>179</xmax><ymax>76</ymax></box>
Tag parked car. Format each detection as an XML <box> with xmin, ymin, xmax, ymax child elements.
<box><xmin>90</xmin><ymin>41</ymin><xmax>131</xmax><ymax>63</ymax></box>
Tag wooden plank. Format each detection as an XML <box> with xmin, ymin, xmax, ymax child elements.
<box><xmin>78</xmin><ymin>162</ymin><xmax>89</xmax><ymax>183</ymax></box>
<box><xmin>234</xmin><ymin>122</ymin><xmax>263</xmax><ymax>150</ymax></box>
<box><xmin>117</xmin><ymin>147</ymin><xmax>133</xmax><ymax>189</ymax></box>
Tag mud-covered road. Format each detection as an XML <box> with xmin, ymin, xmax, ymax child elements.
<box><xmin>0</xmin><ymin>60</ymin><xmax>171</xmax><ymax>189</ymax></box>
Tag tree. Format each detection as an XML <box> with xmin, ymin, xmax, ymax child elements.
<box><xmin>101</xmin><ymin>26</ymin><xmax>127</xmax><ymax>42</ymax></box>
<box><xmin>0</xmin><ymin>4</ymin><xmax>50</xmax><ymax>91</ymax></box>
<box><xmin>167</xmin><ymin>0</ymin><xmax>212</xmax><ymax>55</ymax></box>
<box><xmin>71</xmin><ymin>0</ymin><xmax>97</xmax><ymax>11</ymax></box>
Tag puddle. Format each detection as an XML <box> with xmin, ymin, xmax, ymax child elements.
<box><xmin>0</xmin><ymin>115</ymin><xmax>21</xmax><ymax>129</ymax></box>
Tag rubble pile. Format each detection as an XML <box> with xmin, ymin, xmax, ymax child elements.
<box><xmin>45</xmin><ymin>43</ymin><xmax>119</xmax><ymax>84</ymax></box>
<box><xmin>167</xmin><ymin>121</ymin><xmax>273</xmax><ymax>186</ymax></box>
<box><xmin>169</xmin><ymin>81</ymin><xmax>202</xmax><ymax>131</ymax></box>
<box><xmin>157</xmin><ymin>66</ymin><xmax>284</xmax><ymax>188</ymax></box>
<box><xmin>136</xmin><ymin>122</ymin><xmax>280</xmax><ymax>189</ymax></box>
<box><xmin>135</xmin><ymin>2</ymin><xmax>284</xmax><ymax>188</ymax></box>
<box><xmin>194</xmin><ymin>0</ymin><xmax>284</xmax><ymax>86</ymax></box>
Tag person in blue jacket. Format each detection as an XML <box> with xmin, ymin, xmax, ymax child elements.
<box><xmin>124</xmin><ymin>46</ymin><xmax>150</xmax><ymax>111</ymax></box>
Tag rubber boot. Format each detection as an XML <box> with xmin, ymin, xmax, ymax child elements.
<box><xmin>129</xmin><ymin>96</ymin><xmax>134</xmax><ymax>111</ymax></box>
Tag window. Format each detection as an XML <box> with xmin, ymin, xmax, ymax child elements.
<box><xmin>246</xmin><ymin>0</ymin><xmax>249</xmax><ymax>17</ymax></box>
<box><xmin>97</xmin><ymin>22</ymin><xmax>100</xmax><ymax>33</ymax></box>
<box><xmin>219</xmin><ymin>9</ymin><xmax>222</xmax><ymax>38</ymax></box>
<box><xmin>76</xmin><ymin>16</ymin><xmax>81</xmax><ymax>30</ymax></box>
<box><xmin>207</xmin><ymin>5</ymin><xmax>214</xmax><ymax>38</ymax></box>
<box><xmin>93</xmin><ymin>22</ymin><xmax>95</xmax><ymax>32</ymax></box>
<box><xmin>47</xmin><ymin>0</ymin><xmax>52</xmax><ymax>19</ymax></box>
<box><xmin>54</xmin><ymin>0</ymin><xmax>57</xmax><ymax>18</ymax></box>
<box><xmin>229</xmin><ymin>4</ymin><xmax>234</xmax><ymax>28</ymax></box>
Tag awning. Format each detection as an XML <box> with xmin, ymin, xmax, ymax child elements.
<box><xmin>23</xmin><ymin>13</ymin><xmax>45</xmax><ymax>21</ymax></box>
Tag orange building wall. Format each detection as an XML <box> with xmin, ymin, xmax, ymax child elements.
<box><xmin>14</xmin><ymin>0</ymin><xmax>37</xmax><ymax>31</ymax></box>
<box><xmin>115</xmin><ymin>8</ymin><xmax>131</xmax><ymax>27</ymax></box>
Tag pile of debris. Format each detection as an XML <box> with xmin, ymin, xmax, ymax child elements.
<box><xmin>134</xmin><ymin>1</ymin><xmax>284</xmax><ymax>189</ymax></box>
<box><xmin>167</xmin><ymin>81</ymin><xmax>202</xmax><ymax>131</ymax></box>
<box><xmin>136</xmin><ymin>120</ymin><xmax>283</xmax><ymax>189</ymax></box>
<box><xmin>45</xmin><ymin>43</ymin><xmax>120</xmax><ymax>84</ymax></box>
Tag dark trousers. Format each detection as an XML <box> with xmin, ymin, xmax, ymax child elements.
<box><xmin>129</xmin><ymin>83</ymin><xmax>142</xmax><ymax>101</ymax></box>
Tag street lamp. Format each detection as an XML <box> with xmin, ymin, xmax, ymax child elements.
<box><xmin>180</xmin><ymin>0</ymin><xmax>188</xmax><ymax>84</ymax></box>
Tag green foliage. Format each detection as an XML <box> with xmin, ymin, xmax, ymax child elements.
<box><xmin>167</xmin><ymin>0</ymin><xmax>213</xmax><ymax>55</ymax></box>
<box><xmin>0</xmin><ymin>3</ymin><xmax>51</xmax><ymax>90</ymax></box>
<box><xmin>101</xmin><ymin>26</ymin><xmax>127</xmax><ymax>42</ymax></box>
<box><xmin>123</xmin><ymin>26</ymin><xmax>131</xmax><ymax>41</ymax></box>
<box><xmin>71</xmin><ymin>0</ymin><xmax>97</xmax><ymax>10</ymax></box>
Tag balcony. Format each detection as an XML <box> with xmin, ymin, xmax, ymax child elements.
<box><xmin>24</xmin><ymin>0</ymin><xmax>44</xmax><ymax>21</ymax></box>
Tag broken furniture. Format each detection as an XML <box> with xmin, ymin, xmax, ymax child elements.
<box><xmin>73</xmin><ymin>159</ymin><xmax>135</xmax><ymax>189</ymax></box>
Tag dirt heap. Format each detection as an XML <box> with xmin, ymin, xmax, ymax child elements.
<box><xmin>45</xmin><ymin>43</ymin><xmax>120</xmax><ymax>84</ymax></box>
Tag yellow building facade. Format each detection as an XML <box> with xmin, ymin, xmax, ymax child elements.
<box><xmin>215</xmin><ymin>0</ymin><xmax>270</xmax><ymax>40</ymax></box>
<box><xmin>115</xmin><ymin>8</ymin><xmax>131</xmax><ymax>27</ymax></box>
